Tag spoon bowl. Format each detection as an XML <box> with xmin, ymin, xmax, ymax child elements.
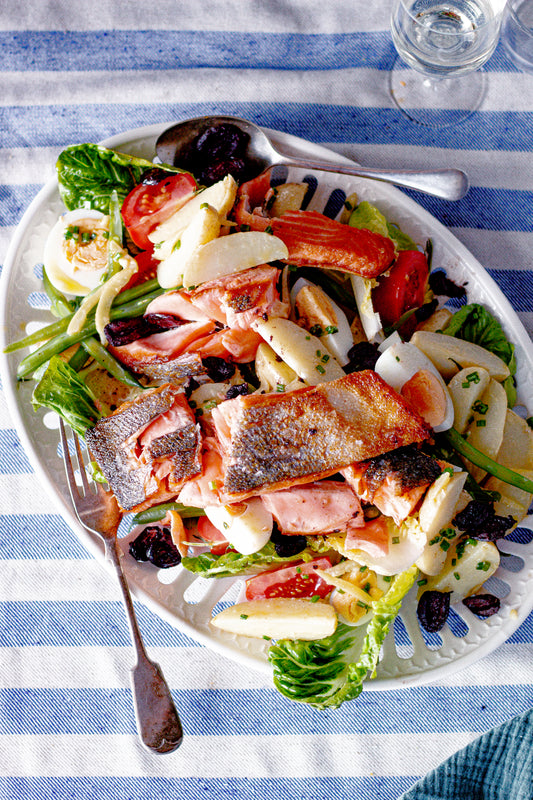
<box><xmin>156</xmin><ymin>115</ymin><xmax>469</xmax><ymax>201</ymax></box>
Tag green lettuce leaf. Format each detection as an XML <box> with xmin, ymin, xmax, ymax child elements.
<box><xmin>348</xmin><ymin>201</ymin><xmax>418</xmax><ymax>251</ymax></box>
<box><xmin>443</xmin><ymin>303</ymin><xmax>517</xmax><ymax>406</ymax></box>
<box><xmin>32</xmin><ymin>355</ymin><xmax>102</xmax><ymax>434</ymax></box>
<box><xmin>181</xmin><ymin>541</ymin><xmax>315</xmax><ymax>579</ymax></box>
<box><xmin>268</xmin><ymin>565</ymin><xmax>418</xmax><ymax>709</ymax></box>
<box><xmin>56</xmin><ymin>143</ymin><xmax>182</xmax><ymax>214</ymax></box>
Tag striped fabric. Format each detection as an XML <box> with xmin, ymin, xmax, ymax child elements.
<box><xmin>0</xmin><ymin>2</ymin><xmax>532</xmax><ymax>798</ymax></box>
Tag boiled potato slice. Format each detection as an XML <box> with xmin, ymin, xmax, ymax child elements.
<box><xmin>211</xmin><ymin>598</ymin><xmax>338</xmax><ymax>640</ymax></box>
<box><xmin>484</xmin><ymin>469</ymin><xmax>533</xmax><ymax>524</ymax></box>
<box><xmin>416</xmin><ymin>308</ymin><xmax>453</xmax><ymax>334</ymax></box>
<box><xmin>416</xmin><ymin>472</ymin><xmax>468</xmax><ymax>576</ymax></box>
<box><xmin>149</xmin><ymin>174</ymin><xmax>237</xmax><ymax>258</ymax></box>
<box><xmin>410</xmin><ymin>331</ymin><xmax>510</xmax><ymax>381</ymax></box>
<box><xmin>447</xmin><ymin>366</ymin><xmax>491</xmax><ymax>434</ymax></box>
<box><xmin>267</xmin><ymin>182</ymin><xmax>307</xmax><ymax>216</ymax></box>
<box><xmin>255</xmin><ymin>342</ymin><xmax>300</xmax><ymax>393</ymax></box>
<box><xmin>254</xmin><ymin>317</ymin><xmax>345</xmax><ymax>385</ymax></box>
<box><xmin>182</xmin><ymin>231</ymin><xmax>288</xmax><ymax>288</ymax></box>
<box><xmin>496</xmin><ymin>409</ymin><xmax>533</xmax><ymax>471</ymax></box>
<box><xmin>463</xmin><ymin>378</ymin><xmax>507</xmax><ymax>483</ymax></box>
<box><xmin>423</xmin><ymin>539</ymin><xmax>500</xmax><ymax>604</ymax></box>
<box><xmin>157</xmin><ymin>205</ymin><xmax>221</xmax><ymax>289</ymax></box>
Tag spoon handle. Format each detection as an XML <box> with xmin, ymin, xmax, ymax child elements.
<box><xmin>277</xmin><ymin>154</ymin><xmax>469</xmax><ymax>201</ymax></box>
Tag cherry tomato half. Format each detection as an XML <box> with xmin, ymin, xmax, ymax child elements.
<box><xmin>372</xmin><ymin>249</ymin><xmax>429</xmax><ymax>331</ymax></box>
<box><xmin>122</xmin><ymin>172</ymin><xmax>197</xmax><ymax>250</ymax></box>
<box><xmin>245</xmin><ymin>557</ymin><xmax>334</xmax><ymax>600</ymax></box>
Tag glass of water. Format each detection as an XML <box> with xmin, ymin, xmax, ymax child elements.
<box><xmin>390</xmin><ymin>0</ymin><xmax>507</xmax><ymax>126</ymax></box>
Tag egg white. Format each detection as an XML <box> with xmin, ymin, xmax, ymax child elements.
<box><xmin>44</xmin><ymin>208</ymin><xmax>109</xmax><ymax>295</ymax></box>
<box><xmin>374</xmin><ymin>339</ymin><xmax>454</xmax><ymax>432</ymax></box>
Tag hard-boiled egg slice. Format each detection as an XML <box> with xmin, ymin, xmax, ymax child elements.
<box><xmin>44</xmin><ymin>208</ymin><xmax>110</xmax><ymax>295</ymax></box>
<box><xmin>374</xmin><ymin>339</ymin><xmax>454</xmax><ymax>432</ymax></box>
<box><xmin>204</xmin><ymin>499</ymin><xmax>273</xmax><ymax>555</ymax></box>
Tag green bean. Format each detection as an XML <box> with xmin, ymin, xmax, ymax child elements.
<box><xmin>68</xmin><ymin>345</ymin><xmax>91</xmax><ymax>372</ymax></box>
<box><xmin>130</xmin><ymin>502</ymin><xmax>205</xmax><ymax>527</ymax></box>
<box><xmin>444</xmin><ymin>427</ymin><xmax>533</xmax><ymax>494</ymax></box>
<box><xmin>79</xmin><ymin>337</ymin><xmax>142</xmax><ymax>388</ymax></box>
<box><xmin>4</xmin><ymin>278</ymin><xmax>164</xmax><ymax>353</ymax></box>
<box><xmin>41</xmin><ymin>266</ymin><xmax>142</xmax><ymax>387</ymax></box>
<box><xmin>16</xmin><ymin>288</ymin><xmax>164</xmax><ymax>379</ymax></box>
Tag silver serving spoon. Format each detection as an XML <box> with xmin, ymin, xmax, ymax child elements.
<box><xmin>156</xmin><ymin>115</ymin><xmax>469</xmax><ymax>201</ymax></box>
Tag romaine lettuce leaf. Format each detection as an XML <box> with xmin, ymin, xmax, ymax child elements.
<box><xmin>32</xmin><ymin>355</ymin><xmax>101</xmax><ymax>434</ymax></box>
<box><xmin>348</xmin><ymin>201</ymin><xmax>418</xmax><ymax>251</ymax></box>
<box><xmin>443</xmin><ymin>303</ymin><xmax>517</xmax><ymax>406</ymax></box>
<box><xmin>56</xmin><ymin>143</ymin><xmax>182</xmax><ymax>214</ymax></box>
<box><xmin>181</xmin><ymin>541</ymin><xmax>315</xmax><ymax>579</ymax></box>
<box><xmin>268</xmin><ymin>565</ymin><xmax>418</xmax><ymax>709</ymax></box>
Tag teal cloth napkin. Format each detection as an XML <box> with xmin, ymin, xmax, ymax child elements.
<box><xmin>400</xmin><ymin>708</ymin><xmax>533</xmax><ymax>800</ymax></box>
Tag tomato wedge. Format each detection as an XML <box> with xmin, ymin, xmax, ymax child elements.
<box><xmin>122</xmin><ymin>172</ymin><xmax>197</xmax><ymax>250</ymax></box>
<box><xmin>372</xmin><ymin>249</ymin><xmax>428</xmax><ymax>330</ymax></box>
<box><xmin>245</xmin><ymin>557</ymin><xmax>334</xmax><ymax>600</ymax></box>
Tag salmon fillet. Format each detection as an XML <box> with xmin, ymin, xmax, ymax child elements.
<box><xmin>270</xmin><ymin>211</ymin><xmax>395</xmax><ymax>278</ymax></box>
<box><xmin>212</xmin><ymin>371</ymin><xmax>431</xmax><ymax>500</ymax></box>
<box><xmin>85</xmin><ymin>384</ymin><xmax>202</xmax><ymax>512</ymax></box>
<box><xmin>233</xmin><ymin>174</ymin><xmax>395</xmax><ymax>278</ymax></box>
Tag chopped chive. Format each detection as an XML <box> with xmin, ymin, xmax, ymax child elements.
<box><xmin>310</xmin><ymin>595</ymin><xmax>320</xmax><ymax>603</ymax></box>
<box><xmin>240</xmin><ymin>614</ymin><xmax>249</xmax><ymax>620</ymax></box>
<box><xmin>325</xmin><ymin>325</ymin><xmax>338</xmax><ymax>334</ymax></box>
<box><xmin>315</xmin><ymin>364</ymin><xmax>326</xmax><ymax>374</ymax></box>
<box><xmin>417</xmin><ymin>578</ymin><xmax>428</xmax><ymax>586</ymax></box>
<box><xmin>476</xmin><ymin>419</ymin><xmax>487</xmax><ymax>427</ymax></box>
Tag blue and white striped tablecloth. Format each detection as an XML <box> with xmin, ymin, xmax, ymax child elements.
<box><xmin>1</xmin><ymin>2</ymin><xmax>532</xmax><ymax>798</ymax></box>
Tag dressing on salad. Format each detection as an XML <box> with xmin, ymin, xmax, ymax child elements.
<box><xmin>7</xmin><ymin>128</ymin><xmax>533</xmax><ymax>710</ymax></box>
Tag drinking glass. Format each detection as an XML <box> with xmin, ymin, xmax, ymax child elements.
<box><xmin>390</xmin><ymin>0</ymin><xmax>507</xmax><ymax>126</ymax></box>
<box><xmin>501</xmin><ymin>0</ymin><xmax>533</xmax><ymax>73</ymax></box>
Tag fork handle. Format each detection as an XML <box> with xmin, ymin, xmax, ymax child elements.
<box><xmin>105</xmin><ymin>539</ymin><xmax>183</xmax><ymax>753</ymax></box>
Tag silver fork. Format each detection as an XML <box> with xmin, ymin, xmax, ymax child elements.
<box><xmin>58</xmin><ymin>419</ymin><xmax>183</xmax><ymax>754</ymax></box>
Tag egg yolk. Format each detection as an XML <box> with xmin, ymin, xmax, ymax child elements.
<box><xmin>63</xmin><ymin>216</ymin><xmax>110</xmax><ymax>274</ymax></box>
<box><xmin>400</xmin><ymin>369</ymin><xmax>447</xmax><ymax>429</ymax></box>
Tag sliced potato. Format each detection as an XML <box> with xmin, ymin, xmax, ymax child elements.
<box><xmin>255</xmin><ymin>342</ymin><xmax>300</xmax><ymax>392</ymax></box>
<box><xmin>423</xmin><ymin>538</ymin><xmax>500</xmax><ymax>604</ymax></box>
<box><xmin>182</xmin><ymin>231</ymin><xmax>288</xmax><ymax>288</ymax></box>
<box><xmin>293</xmin><ymin>281</ymin><xmax>354</xmax><ymax>366</ymax></box>
<box><xmin>267</xmin><ymin>183</ymin><xmax>307</xmax><ymax>216</ymax></box>
<box><xmin>463</xmin><ymin>378</ymin><xmax>507</xmax><ymax>483</ymax></box>
<box><xmin>253</xmin><ymin>317</ymin><xmax>345</xmax><ymax>385</ymax></box>
<box><xmin>157</xmin><ymin>205</ymin><xmax>221</xmax><ymax>289</ymax></box>
<box><xmin>416</xmin><ymin>471</ymin><xmax>468</xmax><ymax>576</ymax></box>
<box><xmin>447</xmin><ymin>366</ymin><xmax>491</xmax><ymax>434</ymax></box>
<box><xmin>416</xmin><ymin>308</ymin><xmax>453</xmax><ymax>334</ymax></box>
<box><xmin>410</xmin><ymin>331</ymin><xmax>510</xmax><ymax>381</ymax></box>
<box><xmin>484</xmin><ymin>469</ymin><xmax>533</xmax><ymax>524</ymax></box>
<box><xmin>496</xmin><ymin>409</ymin><xmax>533</xmax><ymax>471</ymax></box>
<box><xmin>149</xmin><ymin>174</ymin><xmax>237</xmax><ymax>258</ymax></box>
<box><xmin>211</xmin><ymin>598</ymin><xmax>338</xmax><ymax>640</ymax></box>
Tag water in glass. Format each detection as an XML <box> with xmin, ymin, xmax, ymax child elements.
<box><xmin>391</xmin><ymin>0</ymin><xmax>503</xmax><ymax>77</ymax></box>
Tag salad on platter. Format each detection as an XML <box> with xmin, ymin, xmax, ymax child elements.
<box><xmin>5</xmin><ymin>122</ymin><xmax>533</xmax><ymax>710</ymax></box>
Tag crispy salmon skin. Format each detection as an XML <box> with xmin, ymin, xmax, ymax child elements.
<box><xmin>212</xmin><ymin>370</ymin><xmax>431</xmax><ymax>500</ymax></box>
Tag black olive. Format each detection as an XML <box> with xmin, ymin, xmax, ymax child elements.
<box><xmin>202</xmin><ymin>356</ymin><xmax>236</xmax><ymax>382</ymax></box>
<box><xmin>453</xmin><ymin>501</ymin><xmax>515</xmax><ymax>541</ymax></box>
<box><xmin>417</xmin><ymin>590</ymin><xmax>451</xmax><ymax>633</ymax></box>
<box><xmin>105</xmin><ymin>314</ymin><xmax>183</xmax><ymax>347</ymax></box>
<box><xmin>129</xmin><ymin>526</ymin><xmax>181</xmax><ymax>569</ymax></box>
<box><xmin>225</xmin><ymin>383</ymin><xmax>250</xmax><ymax>400</ymax></box>
<box><xmin>270</xmin><ymin>524</ymin><xmax>307</xmax><ymax>557</ymax></box>
<box><xmin>462</xmin><ymin>594</ymin><xmax>500</xmax><ymax>618</ymax></box>
<box><xmin>343</xmin><ymin>341</ymin><xmax>380</xmax><ymax>373</ymax></box>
